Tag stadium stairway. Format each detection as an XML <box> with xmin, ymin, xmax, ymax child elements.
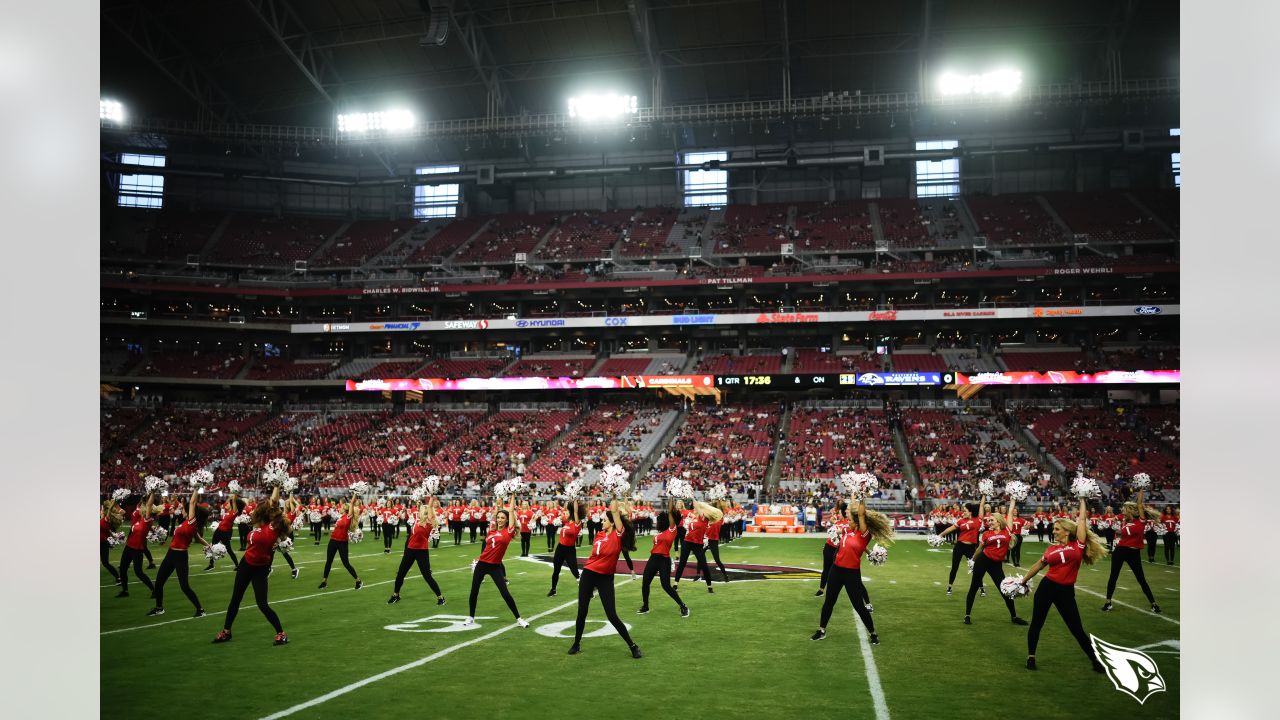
<box><xmin>1124</xmin><ymin>191</ymin><xmax>1178</xmax><ymax>238</ymax></box>
<box><xmin>440</xmin><ymin>218</ymin><xmax>495</xmax><ymax>263</ymax></box>
<box><xmin>303</xmin><ymin>220</ymin><xmax>354</xmax><ymax>264</ymax></box>
<box><xmin>1006</xmin><ymin>412</ymin><xmax>1068</xmax><ymax>484</ymax></box>
<box><xmin>363</xmin><ymin>222</ymin><xmax>440</xmax><ymax>269</ymax></box>
<box><xmin>890</xmin><ymin>421</ymin><xmax>923</xmax><ymax>506</ymax></box>
<box><xmin>762</xmin><ymin>403</ymin><xmax>795</xmax><ymax>492</ymax></box>
<box><xmin>868</xmin><ymin>202</ymin><xmax>888</xmax><ymax>247</ymax></box>
<box><xmin>1035</xmin><ymin>195</ymin><xmax>1073</xmax><ymax>240</ymax></box>
<box><xmin>197</xmin><ymin>213</ymin><xmax>234</xmax><ymax>258</ymax></box>
<box><xmin>629</xmin><ymin>405</ymin><xmax>689</xmax><ymax>488</ymax></box>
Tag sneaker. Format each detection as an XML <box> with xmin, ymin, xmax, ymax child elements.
<box><xmin>354</xmin><ymin>581</ymin><xmax>363</xmax><ymax>590</ymax></box>
<box><xmin>637</xmin><ymin>606</ymin><xmax>650</xmax><ymax>615</ymax></box>
<box><xmin>384</xmin><ymin>549</ymin><xmax>390</xmax><ymax>554</ymax></box>
<box><xmin>291</xmin><ymin>568</ymin><xmax>299</xmax><ymax>580</ymax></box>
<box><xmin>516</xmin><ymin>618</ymin><xmax>529</xmax><ymax>628</ymax></box>
<box><xmin>1151</xmin><ymin>603</ymin><xmax>1161</xmax><ymax>614</ymax></box>
<box><xmin>1091</xmin><ymin>659</ymin><xmax>1106</xmax><ymax>674</ymax></box>
<box><xmin>462</xmin><ymin>617</ymin><xmax>475</xmax><ymax>627</ymax></box>
<box><xmin>865</xmin><ymin>604</ymin><xmax>874</xmax><ymax>613</ymax></box>
<box><xmin>1012</xmin><ymin>617</ymin><xmax>1029</xmax><ymax>626</ymax></box>
<box><xmin>680</xmin><ymin>606</ymin><xmax>690</xmax><ymax>618</ymax></box>
<box><xmin>203</xmin><ymin>564</ymin><xmax>214</xmax><ymax>572</ymax></box>
<box><xmin>437</xmin><ymin>597</ymin><xmax>446</xmax><ymax>606</ymax></box>
<box><xmin>147</xmin><ymin>607</ymin><xmax>165</xmax><ymax>616</ymax></box>
<box><xmin>1100</xmin><ymin>601</ymin><xmax>1113</xmax><ymax>612</ymax></box>
<box><xmin>387</xmin><ymin>594</ymin><xmax>400</xmax><ymax>605</ymax></box>
<box><xmin>147</xmin><ymin>563</ymin><xmax>157</xmax><ymax>570</ymax></box>
<box><xmin>1026</xmin><ymin>657</ymin><xmax>1037</xmax><ymax>671</ymax></box>
<box><xmin>547</xmin><ymin>589</ymin><xmax>557</xmax><ymax>597</ymax></box>
<box><xmin>193</xmin><ymin>609</ymin><xmax>206</xmax><ymax>618</ymax></box>
<box><xmin>963</xmin><ymin>616</ymin><xmax>972</xmax><ymax>625</ymax></box>
<box><xmin>980</xmin><ymin>587</ymin><xmax>987</xmax><ymax>598</ymax></box>
<box><xmin>815</xmin><ymin>589</ymin><xmax>824</xmax><ymax>597</ymax></box>
<box><xmin>115</xmin><ymin>591</ymin><xmax>129</xmax><ymax>598</ymax></box>
<box><xmin>212</xmin><ymin>630</ymin><xmax>232</xmax><ymax>644</ymax></box>
<box><xmin>317</xmin><ymin>581</ymin><xmax>328</xmax><ymax>589</ymax></box>
<box><xmin>810</xmin><ymin>629</ymin><xmax>826</xmax><ymax>641</ymax></box>
<box><xmin>568</xmin><ymin>643</ymin><xmax>581</xmax><ymax>655</ymax></box>
<box><xmin>707</xmin><ymin>586</ymin><xmax>714</xmax><ymax>594</ymax></box>
<box><xmin>630</xmin><ymin>644</ymin><xmax>643</xmax><ymax>659</ymax></box>
<box><xmin>274</xmin><ymin>632</ymin><xmax>289</xmax><ymax>646</ymax></box>
<box><xmin>869</xmin><ymin>633</ymin><xmax>879</xmax><ymax>645</ymax></box>
<box><xmin>946</xmin><ymin>587</ymin><xmax>952</xmax><ymax>596</ymax></box>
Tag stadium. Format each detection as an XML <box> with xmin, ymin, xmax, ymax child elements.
<box><xmin>98</xmin><ymin>1</ymin><xmax>1180</xmax><ymax>718</ymax></box>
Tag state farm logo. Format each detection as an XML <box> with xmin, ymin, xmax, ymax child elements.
<box><xmin>868</xmin><ymin>310</ymin><xmax>898</xmax><ymax>321</ymax></box>
<box><xmin>443</xmin><ymin>320</ymin><xmax>489</xmax><ymax>330</ymax></box>
<box><xmin>755</xmin><ymin>312</ymin><xmax>819</xmax><ymax>324</ymax></box>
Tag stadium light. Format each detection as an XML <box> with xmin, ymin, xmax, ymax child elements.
<box><xmin>337</xmin><ymin>109</ymin><xmax>415</xmax><ymax>133</ymax></box>
<box><xmin>567</xmin><ymin>93</ymin><xmax>638</xmax><ymax>122</ymax></box>
<box><xmin>100</xmin><ymin>98</ymin><xmax>125</xmax><ymax>124</ymax></box>
<box><xmin>938</xmin><ymin>69</ymin><xmax>1022</xmax><ymax>97</ymax></box>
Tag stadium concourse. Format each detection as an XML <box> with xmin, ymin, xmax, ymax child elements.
<box><xmin>100</xmin><ymin>1</ymin><xmax>1180</xmax><ymax>718</ymax></box>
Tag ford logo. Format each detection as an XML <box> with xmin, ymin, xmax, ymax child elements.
<box><xmin>1134</xmin><ymin>306</ymin><xmax>1162</xmax><ymax>316</ymax></box>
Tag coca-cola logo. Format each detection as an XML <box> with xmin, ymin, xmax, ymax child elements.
<box><xmin>868</xmin><ymin>310</ymin><xmax>898</xmax><ymax>321</ymax></box>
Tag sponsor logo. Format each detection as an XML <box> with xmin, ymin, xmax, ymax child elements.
<box><xmin>1051</xmin><ymin>267</ymin><xmax>1114</xmax><ymax>275</ymax></box>
<box><xmin>755</xmin><ymin>312</ymin><xmax>820</xmax><ymax>324</ymax></box>
<box><xmin>968</xmin><ymin>372</ymin><xmax>1014</xmax><ymax>385</ymax></box>
<box><xmin>515</xmin><ymin>318</ymin><xmax>567</xmax><ymax>328</ymax></box>
<box><xmin>605</xmin><ymin>317</ymin><xmax>628</xmax><ymax>326</ymax></box>
<box><xmin>381</xmin><ymin>322</ymin><xmax>422</xmax><ymax>330</ymax></box>
<box><xmin>322</xmin><ymin>323</ymin><xmax>331</xmax><ymax>333</ymax></box>
<box><xmin>331</xmin><ymin>324</ymin><xmax>350</xmax><ymax>331</ymax></box>
<box><xmin>1134</xmin><ymin>306</ymin><xmax>1162</xmax><ymax>315</ymax></box>
<box><xmin>701</xmin><ymin>277</ymin><xmax>756</xmax><ymax>285</ymax></box>
<box><xmin>941</xmin><ymin>310</ymin><xmax>997</xmax><ymax>318</ymax></box>
<box><xmin>1091</xmin><ymin>635</ymin><xmax>1167</xmax><ymax>705</ymax></box>
<box><xmin>1032</xmin><ymin>307</ymin><xmax>1084</xmax><ymax>318</ymax></box>
<box><xmin>443</xmin><ymin>320</ymin><xmax>489</xmax><ymax>330</ymax></box>
<box><xmin>858</xmin><ymin>373</ymin><xmax>884</xmax><ymax>386</ymax></box>
<box><xmin>672</xmin><ymin>314</ymin><xmax>716</xmax><ymax>325</ymax></box>
<box><xmin>855</xmin><ymin>372</ymin><xmax>943</xmax><ymax>386</ymax></box>
<box><xmin>867</xmin><ymin>310</ymin><xmax>898</xmax><ymax>321</ymax></box>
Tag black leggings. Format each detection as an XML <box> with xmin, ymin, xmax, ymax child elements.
<box><xmin>154</xmin><ymin>548</ymin><xmax>202</xmax><ymax>611</ymax></box>
<box><xmin>819</xmin><ymin>543</ymin><xmax>837</xmax><ymax>590</ymax></box>
<box><xmin>949</xmin><ymin>541</ymin><xmax>978</xmax><ymax>586</ymax></box>
<box><xmin>118</xmin><ymin>546</ymin><xmax>154</xmax><ymax>594</ymax></box>
<box><xmin>311</xmin><ymin>522</ymin><xmax>322</xmax><ymax>543</ymax></box>
<box><xmin>1145</xmin><ymin>531</ymin><xmax>1159</xmax><ymax>562</ymax></box>
<box><xmin>469</xmin><ymin>561</ymin><xmax>521</xmax><ymax>619</ymax></box>
<box><xmin>394</xmin><ymin>548</ymin><xmax>442</xmax><ymax>596</ymax></box>
<box><xmin>208</xmin><ymin>529</ymin><xmax>239</xmax><ymax>568</ymax></box>
<box><xmin>1164</xmin><ymin>533</ymin><xmax>1178</xmax><ymax>564</ymax></box>
<box><xmin>1102</xmin><ymin>528</ymin><xmax>1115</xmax><ymax>551</ymax></box>
<box><xmin>469</xmin><ymin>521</ymin><xmax>479</xmax><ymax>543</ymax></box>
<box><xmin>1105</xmin><ymin>546</ymin><xmax>1156</xmax><ymax>603</ymax></box>
<box><xmin>545</xmin><ymin>525</ymin><xmax>557</xmax><ymax>551</ymax></box>
<box><xmin>575</xmin><ymin>569</ymin><xmax>636</xmax><ymax>647</ymax></box>
<box><xmin>383</xmin><ymin>523</ymin><xmax>396</xmax><ymax>550</ymax></box>
<box><xmin>224</xmin><ymin>562</ymin><xmax>283</xmax><ymax>633</ymax></box>
<box><xmin>323</xmin><ymin>539</ymin><xmax>359</xmax><ymax>580</ymax></box>
<box><xmin>674</xmin><ymin>542</ymin><xmax>713</xmax><ymax>587</ymax></box>
<box><xmin>641</xmin><ymin>553</ymin><xmax>684</xmax><ymax>609</ymax></box>
<box><xmin>819</xmin><ymin>566</ymin><xmax>875</xmax><ymax>633</ymax></box>
<box><xmin>1009</xmin><ymin>535</ymin><xmax>1023</xmax><ymax>566</ymax></box>
<box><xmin>706</xmin><ymin>539</ymin><xmax>728</xmax><ymax>579</ymax></box>
<box><xmin>238</xmin><ymin>523</ymin><xmax>250</xmax><ymax>550</ymax></box>
<box><xmin>1027</xmin><ymin>578</ymin><xmax>1095</xmax><ymax>660</ymax></box>
<box><xmin>966</xmin><ymin>554</ymin><xmax>1018</xmax><ymax>619</ymax></box>
<box><xmin>550</xmin><ymin>544</ymin><xmax>579</xmax><ymax>591</ymax></box>
<box><xmin>451</xmin><ymin>520</ymin><xmax>463</xmax><ymax>546</ymax></box>
<box><xmin>101</xmin><ymin>541</ymin><xmax>120</xmax><ymax>581</ymax></box>
<box><xmin>520</xmin><ymin>532</ymin><xmax>532</xmax><ymax>556</ymax></box>
<box><xmin>280</xmin><ymin>550</ymin><xmax>296</xmax><ymax>570</ymax></box>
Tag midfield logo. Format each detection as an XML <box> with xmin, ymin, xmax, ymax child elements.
<box><xmin>1091</xmin><ymin>635</ymin><xmax>1167</xmax><ymax>705</ymax></box>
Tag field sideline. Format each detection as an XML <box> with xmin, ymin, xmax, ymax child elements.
<box><xmin>100</xmin><ymin>535</ymin><xmax>1179</xmax><ymax>719</ymax></box>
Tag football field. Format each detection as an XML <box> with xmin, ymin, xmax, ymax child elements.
<box><xmin>100</xmin><ymin>534</ymin><xmax>1180</xmax><ymax>719</ymax></box>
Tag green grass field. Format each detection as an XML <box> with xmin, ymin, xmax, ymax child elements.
<box><xmin>101</xmin><ymin>534</ymin><xmax>1179</xmax><ymax>719</ymax></box>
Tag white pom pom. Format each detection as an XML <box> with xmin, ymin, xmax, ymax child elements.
<box><xmin>144</xmin><ymin>475</ymin><xmax>168</xmax><ymax>495</ymax></box>
<box><xmin>868</xmin><ymin>544</ymin><xmax>888</xmax><ymax>566</ymax></box>
<box><xmin>553</xmin><ymin>517</ymin><xmax>564</xmax><ymax>527</ymax></box>
<box><xmin>429</xmin><ymin>526</ymin><xmax>440</xmax><ymax>542</ymax></box>
<box><xmin>423</xmin><ymin>475</ymin><xmax>441</xmax><ymax>495</ymax></box>
<box><xmin>926</xmin><ymin>533</ymin><xmax>944</xmax><ymax>548</ymax></box>
<box><xmin>264</xmin><ymin>458</ymin><xmax>289</xmax><ymax>475</ymax></box>
<box><xmin>838</xmin><ymin>471</ymin><xmax>880</xmax><ymax>498</ymax></box>
<box><xmin>227</xmin><ymin>480</ymin><xmax>242</xmax><ymax>495</ymax></box>
<box><xmin>111</xmin><ymin>488</ymin><xmax>130</xmax><ymax>503</ymax></box>
<box><xmin>1070</xmin><ymin>475</ymin><xmax>1101</xmax><ymax>499</ymax></box>
<box><xmin>1004</xmin><ymin>481</ymin><xmax>1030</xmax><ymax>502</ymax></box>
<box><xmin>349</xmin><ymin>480</ymin><xmax>371</xmax><ymax>496</ymax></box>
<box><xmin>1131</xmin><ymin>473</ymin><xmax>1152</xmax><ymax>489</ymax></box>
<box><xmin>308</xmin><ymin>510</ymin><xmax>322</xmax><ymax>523</ymax></box>
<box><xmin>1000</xmin><ymin>576</ymin><xmax>1032</xmax><ymax>599</ymax></box>
<box><xmin>707</xmin><ymin>483</ymin><xmax>727</xmax><ymax>501</ymax></box>
<box><xmin>564</xmin><ymin>479</ymin><xmax>583</xmax><ymax>500</ymax></box>
<box><xmin>976</xmin><ymin>479</ymin><xmax>995</xmax><ymax>496</ymax></box>
<box><xmin>204</xmin><ymin>543</ymin><xmax>228</xmax><ymax>560</ymax></box>
<box><xmin>274</xmin><ymin>537</ymin><xmax>294</xmax><ymax>553</ymax></box>
<box><xmin>966</xmin><ymin>558</ymin><xmax>975</xmax><ymax>574</ymax></box>
<box><xmin>291</xmin><ymin>514</ymin><xmax>307</xmax><ymax>531</ymax></box>
<box><xmin>666</xmin><ymin>478</ymin><xmax>694</xmax><ymax>499</ymax></box>
<box><xmin>107</xmin><ymin>531</ymin><xmax>125</xmax><ymax>547</ymax></box>
<box><xmin>188</xmin><ymin>469</ymin><xmax>214</xmax><ymax>489</ymax></box>
<box><xmin>280</xmin><ymin>476</ymin><xmax>298</xmax><ymax>494</ymax></box>
<box><xmin>407</xmin><ymin>514</ymin><xmax>417</xmax><ymax>527</ymax></box>
<box><xmin>410</xmin><ymin>486</ymin><xmax>427</xmax><ymax>502</ymax></box>
<box><xmin>349</xmin><ymin>529</ymin><xmax>364</xmax><ymax>543</ymax></box>
<box><xmin>1153</xmin><ymin>523</ymin><xmax>1167</xmax><ymax>536</ymax></box>
<box><xmin>235</xmin><ymin>514</ymin><xmax>251</xmax><ymax>525</ymax></box>
<box><xmin>146</xmin><ymin>525</ymin><xmax>168</xmax><ymax>545</ymax></box>
<box><xmin>827</xmin><ymin>525</ymin><xmax>844</xmax><ymax>544</ymax></box>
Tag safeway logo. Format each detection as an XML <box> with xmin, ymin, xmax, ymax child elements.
<box><xmin>1091</xmin><ymin>635</ymin><xmax>1167</xmax><ymax>705</ymax></box>
<box><xmin>443</xmin><ymin>320</ymin><xmax>488</xmax><ymax>330</ymax></box>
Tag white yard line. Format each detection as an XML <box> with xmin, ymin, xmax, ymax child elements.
<box><xmin>854</xmin><ymin>622</ymin><xmax>891</xmax><ymax>720</ymax></box>
<box><xmin>1074</xmin><ymin>584</ymin><xmax>1179</xmax><ymax>626</ymax></box>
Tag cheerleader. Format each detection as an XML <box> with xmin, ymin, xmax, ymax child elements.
<box><xmin>382</xmin><ymin>503</ymin><xmax>399</xmax><ymax>554</ymax></box>
<box><xmin>543</xmin><ymin>500</ymin><xmax>562</xmax><ymax>552</ymax></box>
<box><xmin>433</xmin><ymin>503</ymin><xmax>448</xmax><ymax>549</ymax></box>
<box><xmin>467</xmin><ymin>499</ymin><xmax>484</xmax><ymax>544</ymax></box>
<box><xmin>1008</xmin><ymin>507</ymin><xmax>1028</xmax><ymax>568</ymax></box>
<box><xmin>936</xmin><ymin>502</ymin><xmax>985</xmax><ymax>597</ymax></box>
<box><xmin>238</xmin><ymin>499</ymin><xmax>254</xmax><ymax>551</ymax></box>
<box><xmin>115</xmin><ymin>493</ymin><xmax>157</xmax><ymax>598</ymax></box>
<box><xmin>448</xmin><ymin>498</ymin><xmax>465</xmax><ymax>545</ymax></box>
<box><xmin>308</xmin><ymin>497</ymin><xmax>324</xmax><ymax>545</ymax></box>
<box><xmin>1100</xmin><ymin>505</ymin><xmax>1117</xmax><ymax>551</ymax></box>
<box><xmin>1144</xmin><ymin>505</ymin><xmax>1160</xmax><ymax>564</ymax></box>
<box><xmin>963</xmin><ymin>497</ymin><xmax>1028</xmax><ymax>626</ymax></box>
<box><xmin>810</xmin><ymin>494</ymin><xmax>892</xmax><ymax>645</ymax></box>
<box><xmin>1033</xmin><ymin>508</ymin><xmax>1049</xmax><ymax>543</ymax></box>
<box><xmin>815</xmin><ymin>501</ymin><xmax>848</xmax><ymax>597</ymax></box>
<box><xmin>673</xmin><ymin>501</ymin><xmax>723</xmax><ymax>594</ymax></box>
<box><xmin>100</xmin><ymin>501</ymin><xmax>123</xmax><ymax>584</ymax></box>
<box><xmin>205</xmin><ymin>493</ymin><xmax>243</xmax><ymax>570</ymax></box>
<box><xmin>568</xmin><ymin>499</ymin><xmax>643</xmax><ymax>659</ymax></box>
<box><xmin>517</xmin><ymin>500</ymin><xmax>534</xmax><ymax>557</ymax></box>
<box><xmin>1015</xmin><ymin>497</ymin><xmax>1107</xmax><ymax>672</ymax></box>
<box><xmin>148</xmin><ymin>490</ymin><xmax>214</xmax><ymax>617</ymax></box>
<box><xmin>387</xmin><ymin>497</ymin><xmax>446</xmax><ymax>606</ymax></box>
<box><xmin>463</xmin><ymin>496</ymin><xmax>529</xmax><ymax>628</ymax></box>
<box><xmin>212</xmin><ymin>486</ymin><xmax>289</xmax><ymax>646</ymax></box>
<box><xmin>705</xmin><ymin>501</ymin><xmax>731</xmax><ymax>582</ymax></box>
<box><xmin>1101</xmin><ymin>489</ymin><xmax>1161</xmax><ymax>613</ymax></box>
<box><xmin>277</xmin><ymin>496</ymin><xmax>301</xmax><ymax>579</ymax></box>
<box><xmin>637</xmin><ymin>503</ymin><xmax>688</xmax><ymax>618</ymax></box>
<box><xmin>1161</xmin><ymin>506</ymin><xmax>1179</xmax><ymax>565</ymax></box>
<box><xmin>317</xmin><ymin>493</ymin><xmax>364</xmax><ymax>590</ymax></box>
<box><xmin>548</xmin><ymin>502</ymin><xmax>582</xmax><ymax>597</ymax></box>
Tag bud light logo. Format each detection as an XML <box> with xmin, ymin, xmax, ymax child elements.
<box><xmin>673</xmin><ymin>314</ymin><xmax>716</xmax><ymax>325</ymax></box>
<box><xmin>1134</xmin><ymin>306</ymin><xmax>1162</xmax><ymax>316</ymax></box>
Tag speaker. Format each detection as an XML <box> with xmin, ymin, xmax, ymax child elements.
<box><xmin>865</xmin><ymin>146</ymin><xmax>884</xmax><ymax>166</ymax></box>
<box><xmin>477</xmin><ymin>165</ymin><xmax>495</xmax><ymax>185</ymax></box>
<box><xmin>1123</xmin><ymin>129</ymin><xmax>1144</xmax><ymax>152</ymax></box>
<box><xmin>419</xmin><ymin>1</ymin><xmax>451</xmax><ymax>47</ymax></box>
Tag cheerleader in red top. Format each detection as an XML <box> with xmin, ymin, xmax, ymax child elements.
<box><xmin>205</xmin><ymin>494</ymin><xmax>243</xmax><ymax>570</ymax></box>
<box><xmin>148</xmin><ymin>489</ymin><xmax>214</xmax><ymax>617</ymax></box>
<box><xmin>705</xmin><ymin>500</ymin><xmax>731</xmax><ymax>582</ymax></box>
<box><xmin>568</xmin><ymin>499</ymin><xmax>642</xmax><ymax>658</ymax></box>
<box><xmin>637</xmin><ymin>503</ymin><xmax>688</xmax><ymax>618</ymax></box>
<box><xmin>810</xmin><ymin>494</ymin><xmax>892</xmax><ymax>645</ymax></box>
<box><xmin>548</xmin><ymin>501</ymin><xmax>582</xmax><ymax>597</ymax></box>
<box><xmin>277</xmin><ymin>496</ymin><xmax>301</xmax><ymax>579</ymax></box>
<box><xmin>1032</xmin><ymin>509</ymin><xmax>1049</xmax><ymax>543</ymax></box>
<box><xmin>1008</xmin><ymin>508</ymin><xmax>1028</xmax><ymax>568</ymax></box>
<box><xmin>464</xmin><ymin>496</ymin><xmax>529</xmax><ymax>628</ymax></box>
<box><xmin>317</xmin><ymin>493</ymin><xmax>364</xmax><ymax>590</ymax></box>
<box><xmin>673</xmin><ymin>501</ymin><xmax>723</xmax><ymax>594</ymax></box>
<box><xmin>1101</xmin><ymin>489</ymin><xmax>1161</xmax><ymax>613</ymax></box>
<box><xmin>542</xmin><ymin>500</ymin><xmax>562</xmax><ymax>552</ymax></box>
<box><xmin>447</xmin><ymin>499</ymin><xmax>465</xmax><ymax>546</ymax></box>
<box><xmin>212</xmin><ymin>486</ymin><xmax>289</xmax><ymax>646</ymax></box>
<box><xmin>936</xmin><ymin>501</ymin><xmax>986</xmax><ymax>596</ymax></box>
<box><xmin>101</xmin><ymin>500</ymin><xmax>123</xmax><ymax>584</ymax></box>
<box><xmin>307</xmin><ymin>497</ymin><xmax>324</xmax><ymax>545</ymax></box>
<box><xmin>1015</xmin><ymin>497</ymin><xmax>1107</xmax><ymax>672</ymax></box>
<box><xmin>388</xmin><ymin>497</ymin><xmax>446</xmax><ymax>606</ymax></box>
<box><xmin>1099</xmin><ymin>505</ymin><xmax>1117</xmax><ymax>551</ymax></box>
<box><xmin>963</xmin><ymin>497</ymin><xmax>1028</xmax><ymax>626</ymax></box>
<box><xmin>517</xmin><ymin>500</ymin><xmax>534</xmax><ymax>557</ymax></box>
<box><xmin>815</xmin><ymin>501</ymin><xmax>849</xmax><ymax>597</ymax></box>
<box><xmin>381</xmin><ymin>504</ymin><xmax>399</xmax><ymax>554</ymax></box>
<box><xmin>116</xmin><ymin>493</ymin><xmax>158</xmax><ymax>598</ymax></box>
<box><xmin>1161</xmin><ymin>506</ymin><xmax>1179</xmax><ymax>565</ymax></box>
<box><xmin>466</xmin><ymin>500</ymin><xmax>484</xmax><ymax>544</ymax></box>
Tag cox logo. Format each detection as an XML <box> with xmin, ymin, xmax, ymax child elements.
<box><xmin>605</xmin><ymin>317</ymin><xmax>628</xmax><ymax>327</ymax></box>
<box><xmin>1134</xmin><ymin>306</ymin><xmax>1162</xmax><ymax>316</ymax></box>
